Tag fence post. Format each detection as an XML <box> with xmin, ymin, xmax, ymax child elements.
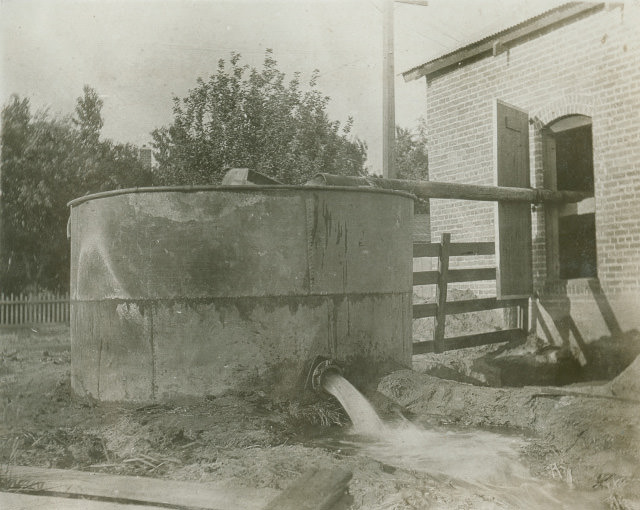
<box><xmin>518</xmin><ymin>301</ymin><xmax>529</xmax><ymax>334</ymax></box>
<box><xmin>434</xmin><ymin>233</ymin><xmax>451</xmax><ymax>353</ymax></box>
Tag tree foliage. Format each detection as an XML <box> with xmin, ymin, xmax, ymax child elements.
<box><xmin>394</xmin><ymin>118</ymin><xmax>428</xmax><ymax>181</ymax></box>
<box><xmin>1</xmin><ymin>88</ymin><xmax>153</xmax><ymax>294</ymax></box>
<box><xmin>152</xmin><ymin>51</ymin><xmax>367</xmax><ymax>185</ymax></box>
<box><xmin>73</xmin><ymin>85</ymin><xmax>104</xmax><ymax>146</ymax></box>
<box><xmin>394</xmin><ymin>119</ymin><xmax>429</xmax><ymax>213</ymax></box>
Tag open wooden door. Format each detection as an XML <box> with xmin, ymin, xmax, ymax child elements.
<box><xmin>494</xmin><ymin>100</ymin><xmax>533</xmax><ymax>299</ymax></box>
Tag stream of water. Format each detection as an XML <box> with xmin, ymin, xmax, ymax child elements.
<box><xmin>321</xmin><ymin>372</ymin><xmax>605</xmax><ymax>509</ymax></box>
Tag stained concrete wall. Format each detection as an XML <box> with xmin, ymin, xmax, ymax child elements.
<box><xmin>69</xmin><ymin>187</ymin><xmax>414</xmax><ymax>401</ymax></box>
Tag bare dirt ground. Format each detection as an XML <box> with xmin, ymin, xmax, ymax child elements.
<box><xmin>1</xmin><ymin>325</ymin><xmax>639</xmax><ymax>509</ymax></box>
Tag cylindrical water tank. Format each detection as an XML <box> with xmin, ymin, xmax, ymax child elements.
<box><xmin>68</xmin><ymin>186</ymin><xmax>413</xmax><ymax>401</ymax></box>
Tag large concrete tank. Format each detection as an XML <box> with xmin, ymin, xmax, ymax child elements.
<box><xmin>68</xmin><ymin>186</ymin><xmax>413</xmax><ymax>402</ymax></box>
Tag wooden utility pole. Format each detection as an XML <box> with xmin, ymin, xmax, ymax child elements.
<box><xmin>383</xmin><ymin>0</ymin><xmax>395</xmax><ymax>178</ymax></box>
<box><xmin>383</xmin><ymin>0</ymin><xmax>429</xmax><ymax>179</ymax></box>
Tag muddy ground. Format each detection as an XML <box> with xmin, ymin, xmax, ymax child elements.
<box><xmin>1</xmin><ymin>325</ymin><xmax>639</xmax><ymax>509</ymax></box>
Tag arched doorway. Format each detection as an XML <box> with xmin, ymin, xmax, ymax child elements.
<box><xmin>543</xmin><ymin>115</ymin><xmax>597</xmax><ymax>280</ymax></box>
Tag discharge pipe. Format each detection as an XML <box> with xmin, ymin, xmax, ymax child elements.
<box><xmin>307</xmin><ymin>357</ymin><xmax>343</xmax><ymax>395</ymax></box>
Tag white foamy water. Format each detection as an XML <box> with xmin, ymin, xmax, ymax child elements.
<box><xmin>322</xmin><ymin>372</ymin><xmax>386</xmax><ymax>436</ymax></box>
<box><xmin>321</xmin><ymin>372</ymin><xmax>605</xmax><ymax>509</ymax></box>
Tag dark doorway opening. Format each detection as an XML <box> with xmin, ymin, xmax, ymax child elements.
<box><xmin>548</xmin><ymin>116</ymin><xmax>597</xmax><ymax>279</ymax></box>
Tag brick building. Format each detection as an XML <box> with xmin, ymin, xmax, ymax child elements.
<box><xmin>403</xmin><ymin>2</ymin><xmax>640</xmax><ymax>348</ymax></box>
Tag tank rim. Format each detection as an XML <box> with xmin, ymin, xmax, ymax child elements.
<box><xmin>67</xmin><ymin>184</ymin><xmax>416</xmax><ymax>208</ymax></box>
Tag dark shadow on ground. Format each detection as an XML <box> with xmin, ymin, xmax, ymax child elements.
<box><xmin>412</xmin><ymin>329</ymin><xmax>640</xmax><ymax>388</ymax></box>
<box><xmin>484</xmin><ymin>329</ymin><xmax>640</xmax><ymax>387</ymax></box>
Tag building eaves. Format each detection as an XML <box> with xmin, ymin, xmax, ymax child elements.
<box><xmin>402</xmin><ymin>2</ymin><xmax>606</xmax><ymax>82</ymax></box>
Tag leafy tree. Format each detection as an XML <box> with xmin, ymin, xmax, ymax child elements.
<box><xmin>394</xmin><ymin>118</ymin><xmax>428</xmax><ymax>181</ymax></box>
<box><xmin>152</xmin><ymin>51</ymin><xmax>367</xmax><ymax>185</ymax></box>
<box><xmin>73</xmin><ymin>85</ymin><xmax>104</xmax><ymax>146</ymax></box>
<box><xmin>394</xmin><ymin>119</ymin><xmax>429</xmax><ymax>213</ymax></box>
<box><xmin>1</xmin><ymin>88</ymin><xmax>153</xmax><ymax>294</ymax></box>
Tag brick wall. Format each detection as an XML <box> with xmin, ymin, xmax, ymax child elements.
<box><xmin>423</xmin><ymin>4</ymin><xmax>640</xmax><ymax>305</ymax></box>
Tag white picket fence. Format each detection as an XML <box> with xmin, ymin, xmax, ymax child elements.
<box><xmin>0</xmin><ymin>292</ymin><xmax>70</xmax><ymax>326</ymax></box>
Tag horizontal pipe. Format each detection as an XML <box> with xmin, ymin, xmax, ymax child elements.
<box><xmin>309</xmin><ymin>174</ymin><xmax>591</xmax><ymax>204</ymax></box>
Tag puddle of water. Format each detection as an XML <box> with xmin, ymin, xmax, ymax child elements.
<box><xmin>319</xmin><ymin>372</ymin><xmax>606</xmax><ymax>509</ymax></box>
<box><xmin>352</xmin><ymin>421</ymin><xmax>529</xmax><ymax>483</ymax></box>
<box><xmin>313</xmin><ymin>422</ymin><xmax>605</xmax><ymax>509</ymax></box>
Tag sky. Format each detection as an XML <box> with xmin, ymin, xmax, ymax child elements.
<box><xmin>1</xmin><ymin>0</ymin><xmax>568</xmax><ymax>174</ymax></box>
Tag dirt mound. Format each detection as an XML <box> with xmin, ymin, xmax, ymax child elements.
<box><xmin>610</xmin><ymin>354</ymin><xmax>640</xmax><ymax>400</ymax></box>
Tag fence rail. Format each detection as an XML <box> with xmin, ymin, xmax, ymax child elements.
<box><xmin>412</xmin><ymin>233</ymin><xmax>528</xmax><ymax>354</ymax></box>
<box><xmin>0</xmin><ymin>293</ymin><xmax>70</xmax><ymax>326</ymax></box>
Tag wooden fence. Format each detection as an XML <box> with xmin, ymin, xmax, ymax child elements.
<box><xmin>412</xmin><ymin>233</ymin><xmax>528</xmax><ymax>354</ymax></box>
<box><xmin>0</xmin><ymin>292</ymin><xmax>70</xmax><ymax>326</ymax></box>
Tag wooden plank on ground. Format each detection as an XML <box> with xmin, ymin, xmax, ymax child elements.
<box><xmin>1</xmin><ymin>465</ymin><xmax>278</xmax><ymax>510</ymax></box>
<box><xmin>413</xmin><ymin>329</ymin><xmax>525</xmax><ymax>354</ymax></box>
<box><xmin>0</xmin><ymin>492</ymin><xmax>170</xmax><ymax>510</ymax></box>
<box><xmin>262</xmin><ymin>468</ymin><xmax>352</xmax><ymax>510</ymax></box>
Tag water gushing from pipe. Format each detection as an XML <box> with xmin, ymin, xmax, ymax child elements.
<box><xmin>321</xmin><ymin>372</ymin><xmax>386</xmax><ymax>436</ymax></box>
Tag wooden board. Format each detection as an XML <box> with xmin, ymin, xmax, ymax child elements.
<box><xmin>413</xmin><ymin>242</ymin><xmax>495</xmax><ymax>258</ymax></box>
<box><xmin>413</xmin><ymin>329</ymin><xmax>526</xmax><ymax>354</ymax></box>
<box><xmin>433</xmin><ymin>234</ymin><xmax>451</xmax><ymax>353</ymax></box>
<box><xmin>412</xmin><ymin>302</ymin><xmax>437</xmax><ymax>319</ymax></box>
<box><xmin>543</xmin><ymin>131</ymin><xmax>560</xmax><ymax>280</ymax></box>
<box><xmin>412</xmin><ymin>297</ymin><xmax>527</xmax><ymax>319</ymax></box>
<box><xmin>494</xmin><ymin>100</ymin><xmax>533</xmax><ymax>299</ymax></box>
<box><xmin>1</xmin><ymin>465</ymin><xmax>278</xmax><ymax>510</ymax></box>
<box><xmin>0</xmin><ymin>492</ymin><xmax>170</xmax><ymax>510</ymax></box>
<box><xmin>263</xmin><ymin>468</ymin><xmax>352</xmax><ymax>510</ymax></box>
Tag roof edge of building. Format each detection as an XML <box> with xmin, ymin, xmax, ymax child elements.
<box><xmin>402</xmin><ymin>2</ymin><xmax>608</xmax><ymax>82</ymax></box>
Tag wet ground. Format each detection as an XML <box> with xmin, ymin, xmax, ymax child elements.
<box><xmin>1</xmin><ymin>326</ymin><xmax>639</xmax><ymax>509</ymax></box>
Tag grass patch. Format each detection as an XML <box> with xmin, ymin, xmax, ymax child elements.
<box><xmin>285</xmin><ymin>400</ymin><xmax>346</xmax><ymax>427</ymax></box>
<box><xmin>0</xmin><ymin>438</ymin><xmax>43</xmax><ymax>493</ymax></box>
